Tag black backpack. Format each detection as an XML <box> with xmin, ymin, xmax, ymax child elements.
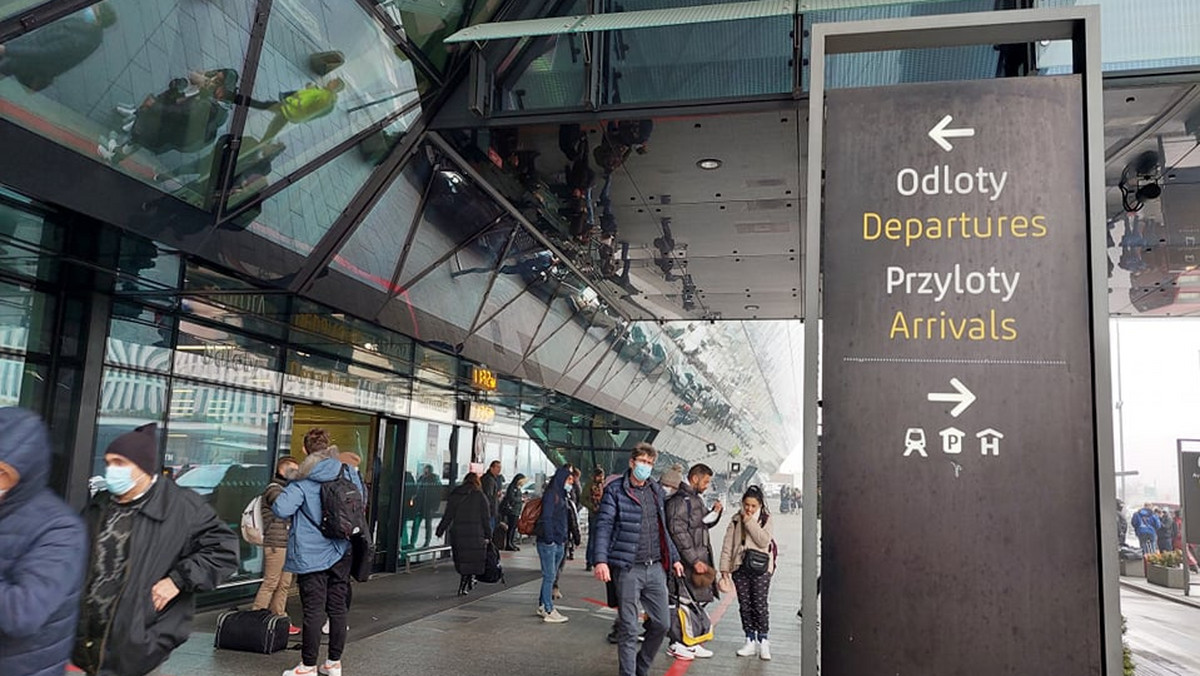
<box><xmin>315</xmin><ymin>465</ymin><xmax>367</xmax><ymax>540</ymax></box>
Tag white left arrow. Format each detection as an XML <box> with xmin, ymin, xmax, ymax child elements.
<box><xmin>927</xmin><ymin>377</ymin><xmax>976</xmax><ymax>418</ymax></box>
<box><xmin>928</xmin><ymin>115</ymin><xmax>975</xmax><ymax>152</ymax></box>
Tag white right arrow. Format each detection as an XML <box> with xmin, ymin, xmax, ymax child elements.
<box><xmin>928</xmin><ymin>115</ymin><xmax>975</xmax><ymax>152</ymax></box>
<box><xmin>927</xmin><ymin>377</ymin><xmax>976</xmax><ymax>418</ymax></box>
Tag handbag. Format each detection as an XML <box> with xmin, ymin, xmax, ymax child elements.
<box><xmin>668</xmin><ymin>578</ymin><xmax>714</xmax><ymax>646</ymax></box>
<box><xmin>740</xmin><ymin>521</ymin><xmax>771</xmax><ymax>575</ymax></box>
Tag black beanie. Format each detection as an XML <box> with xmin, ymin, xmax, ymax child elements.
<box><xmin>106</xmin><ymin>423</ymin><xmax>159</xmax><ymax>476</ymax></box>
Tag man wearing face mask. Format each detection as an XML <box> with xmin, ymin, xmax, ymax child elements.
<box><xmin>72</xmin><ymin>423</ymin><xmax>239</xmax><ymax>676</ymax></box>
<box><xmin>593</xmin><ymin>443</ymin><xmax>684</xmax><ymax>676</ymax></box>
<box><xmin>0</xmin><ymin>408</ymin><xmax>88</xmax><ymax>676</ymax></box>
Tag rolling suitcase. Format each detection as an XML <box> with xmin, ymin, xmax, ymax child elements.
<box><xmin>214</xmin><ymin>608</ymin><xmax>290</xmax><ymax>654</ymax></box>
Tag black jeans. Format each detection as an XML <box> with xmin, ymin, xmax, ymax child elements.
<box><xmin>297</xmin><ymin>551</ymin><xmax>352</xmax><ymax>666</ymax></box>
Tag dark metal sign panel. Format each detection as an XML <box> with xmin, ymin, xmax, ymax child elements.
<box><xmin>821</xmin><ymin>76</ymin><xmax>1102</xmax><ymax>675</ymax></box>
<box><xmin>1183</xmin><ymin>450</ymin><xmax>1200</xmax><ymax>546</ymax></box>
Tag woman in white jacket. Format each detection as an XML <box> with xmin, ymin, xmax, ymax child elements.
<box><xmin>719</xmin><ymin>485</ymin><xmax>775</xmax><ymax>660</ymax></box>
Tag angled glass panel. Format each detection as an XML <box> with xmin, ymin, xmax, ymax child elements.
<box><xmin>384</xmin><ymin>0</ymin><xmax>467</xmax><ymax>73</ymax></box>
<box><xmin>328</xmin><ymin>148</ymin><xmax>432</xmax><ymax>293</ymax></box>
<box><xmin>0</xmin><ymin>0</ymin><xmax>42</xmax><ymax>22</ymax></box>
<box><xmin>391</xmin><ymin>221</ymin><xmax>516</xmax><ymax>347</ymax></box>
<box><xmin>241</xmin><ymin>0</ymin><xmax>426</xmax><ymax>201</ymax></box>
<box><xmin>493</xmin><ymin>0</ymin><xmax>587</xmax><ymax>112</ymax></box>
<box><xmin>0</xmin><ymin>1</ymin><xmax>250</xmax><ymax>203</ymax></box>
<box><xmin>469</xmin><ymin>225</ymin><xmax>548</xmax><ymax>331</ymax></box>
<box><xmin>803</xmin><ymin>1</ymin><xmax>1000</xmax><ymax>90</ymax></box>
<box><xmin>602</xmin><ymin>5</ymin><xmax>792</xmax><ymax>105</ymax></box>
<box><xmin>393</xmin><ymin>163</ymin><xmax>505</xmax><ymax>287</ymax></box>
<box><xmin>224</xmin><ymin>139</ymin><xmax>390</xmax><ymax>275</ymax></box>
<box><xmin>525</xmin><ymin>269</ymin><xmax>592</xmax><ymax>356</ymax></box>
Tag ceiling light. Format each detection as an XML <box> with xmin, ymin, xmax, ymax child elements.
<box><xmin>696</xmin><ymin>159</ymin><xmax>722</xmax><ymax>170</ymax></box>
<box><xmin>744</xmin><ymin>304</ymin><xmax>760</xmax><ymax>311</ymax></box>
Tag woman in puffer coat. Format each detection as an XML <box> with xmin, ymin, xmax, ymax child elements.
<box><xmin>437</xmin><ymin>472</ymin><xmax>491</xmax><ymax>595</ymax></box>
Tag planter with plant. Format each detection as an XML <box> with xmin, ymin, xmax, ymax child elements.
<box><xmin>1145</xmin><ymin>550</ymin><xmax>1186</xmax><ymax>589</ymax></box>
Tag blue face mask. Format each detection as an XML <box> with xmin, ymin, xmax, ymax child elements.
<box><xmin>632</xmin><ymin>463</ymin><xmax>653</xmax><ymax>481</ymax></box>
<box><xmin>105</xmin><ymin>465</ymin><xmax>138</xmax><ymax>496</ymax></box>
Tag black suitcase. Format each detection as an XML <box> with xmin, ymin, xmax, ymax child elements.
<box><xmin>214</xmin><ymin>608</ymin><xmax>290</xmax><ymax>654</ymax></box>
<box><xmin>477</xmin><ymin>542</ymin><xmax>504</xmax><ymax>584</ymax></box>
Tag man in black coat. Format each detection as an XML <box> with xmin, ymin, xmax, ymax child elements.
<box><xmin>0</xmin><ymin>3</ymin><xmax>116</xmax><ymax>91</ymax></box>
<box><xmin>72</xmin><ymin>424</ymin><xmax>239</xmax><ymax>676</ymax></box>
<box><xmin>664</xmin><ymin>463</ymin><xmax>723</xmax><ymax>659</ymax></box>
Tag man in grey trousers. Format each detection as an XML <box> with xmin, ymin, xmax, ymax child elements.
<box><xmin>592</xmin><ymin>443</ymin><xmax>684</xmax><ymax>676</ymax></box>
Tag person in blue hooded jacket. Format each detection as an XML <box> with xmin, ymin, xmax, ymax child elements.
<box><xmin>272</xmin><ymin>430</ymin><xmax>365</xmax><ymax>676</ymax></box>
<box><xmin>0</xmin><ymin>407</ymin><xmax>88</xmax><ymax>676</ymax></box>
<box><xmin>535</xmin><ymin>464</ymin><xmax>578</xmax><ymax>623</ymax></box>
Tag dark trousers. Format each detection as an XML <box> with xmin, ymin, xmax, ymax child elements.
<box><xmin>504</xmin><ymin>512</ymin><xmax>519</xmax><ymax>548</ymax></box>
<box><xmin>616</xmin><ymin>562</ymin><xmax>669</xmax><ymax>676</ymax></box>
<box><xmin>732</xmin><ymin>568</ymin><xmax>772</xmax><ymax>639</ymax></box>
<box><xmin>297</xmin><ymin>552</ymin><xmax>352</xmax><ymax>666</ymax></box>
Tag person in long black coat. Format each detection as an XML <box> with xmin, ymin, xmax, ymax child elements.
<box><xmin>437</xmin><ymin>472</ymin><xmax>491</xmax><ymax>596</ymax></box>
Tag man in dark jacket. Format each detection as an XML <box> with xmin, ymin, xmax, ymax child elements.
<box><xmin>0</xmin><ymin>408</ymin><xmax>88</xmax><ymax>676</ymax></box>
<box><xmin>664</xmin><ymin>463</ymin><xmax>723</xmax><ymax>659</ymax></box>
<box><xmin>0</xmin><ymin>3</ymin><xmax>116</xmax><ymax>91</ymax></box>
<box><xmin>251</xmin><ymin>456</ymin><xmax>300</xmax><ymax>632</ymax></box>
<box><xmin>72</xmin><ymin>423</ymin><xmax>239</xmax><ymax>676</ymax></box>
<box><xmin>593</xmin><ymin>444</ymin><xmax>684</xmax><ymax>676</ymax></box>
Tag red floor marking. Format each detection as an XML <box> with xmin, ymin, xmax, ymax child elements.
<box><xmin>662</xmin><ymin>589</ymin><xmax>736</xmax><ymax>676</ymax></box>
<box><xmin>582</xmin><ymin>596</ymin><xmax>609</xmax><ymax>607</ymax></box>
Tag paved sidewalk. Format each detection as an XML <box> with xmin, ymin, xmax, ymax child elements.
<box><xmin>156</xmin><ymin>511</ymin><xmax>804</xmax><ymax>676</ymax></box>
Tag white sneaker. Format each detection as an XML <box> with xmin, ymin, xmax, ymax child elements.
<box><xmin>537</xmin><ymin>605</ymin><xmax>548</xmax><ymax>617</ymax></box>
<box><xmin>283</xmin><ymin>665</ymin><xmax>318</xmax><ymax>676</ymax></box>
<box><xmin>543</xmin><ymin>608</ymin><xmax>569</xmax><ymax>623</ymax></box>
<box><xmin>736</xmin><ymin>639</ymin><xmax>757</xmax><ymax>657</ymax></box>
<box><xmin>759</xmin><ymin>639</ymin><xmax>772</xmax><ymax>661</ymax></box>
<box><xmin>667</xmin><ymin>643</ymin><xmax>695</xmax><ymax>660</ymax></box>
<box><xmin>321</xmin><ymin>619</ymin><xmax>330</xmax><ymax>634</ymax></box>
<box><xmin>690</xmin><ymin>643</ymin><xmax>714</xmax><ymax>658</ymax></box>
<box><xmin>318</xmin><ymin>661</ymin><xmax>342</xmax><ymax>676</ymax></box>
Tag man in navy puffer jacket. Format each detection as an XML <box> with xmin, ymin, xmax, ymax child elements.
<box><xmin>593</xmin><ymin>443</ymin><xmax>683</xmax><ymax>676</ymax></box>
<box><xmin>0</xmin><ymin>407</ymin><xmax>88</xmax><ymax>676</ymax></box>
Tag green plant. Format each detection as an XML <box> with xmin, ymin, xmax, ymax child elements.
<box><xmin>1145</xmin><ymin>550</ymin><xmax>1183</xmax><ymax>568</ymax></box>
<box><xmin>1122</xmin><ymin>616</ymin><xmax>1134</xmax><ymax>676</ymax></box>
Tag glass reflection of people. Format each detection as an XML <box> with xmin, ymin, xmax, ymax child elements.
<box><xmin>248</xmin><ymin>78</ymin><xmax>345</xmax><ymax>142</ymax></box>
<box><xmin>0</xmin><ymin>3</ymin><xmax>116</xmax><ymax>91</ymax></box>
<box><xmin>453</xmin><ymin>250</ymin><xmax>559</xmax><ymax>281</ymax></box>
<box><xmin>414</xmin><ymin>464</ymin><xmax>442</xmax><ymax>548</ymax></box>
<box><xmin>101</xmin><ymin>69</ymin><xmax>239</xmax><ymax>162</ymax></box>
<box><xmin>162</xmin><ymin>136</ymin><xmax>286</xmax><ymax>207</ymax></box>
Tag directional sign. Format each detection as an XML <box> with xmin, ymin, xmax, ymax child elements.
<box><xmin>928</xmin><ymin>114</ymin><xmax>976</xmax><ymax>152</ymax></box>
<box><xmin>821</xmin><ymin>76</ymin><xmax>1102</xmax><ymax>675</ymax></box>
<box><xmin>927</xmin><ymin>377</ymin><xmax>975</xmax><ymax>417</ymax></box>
